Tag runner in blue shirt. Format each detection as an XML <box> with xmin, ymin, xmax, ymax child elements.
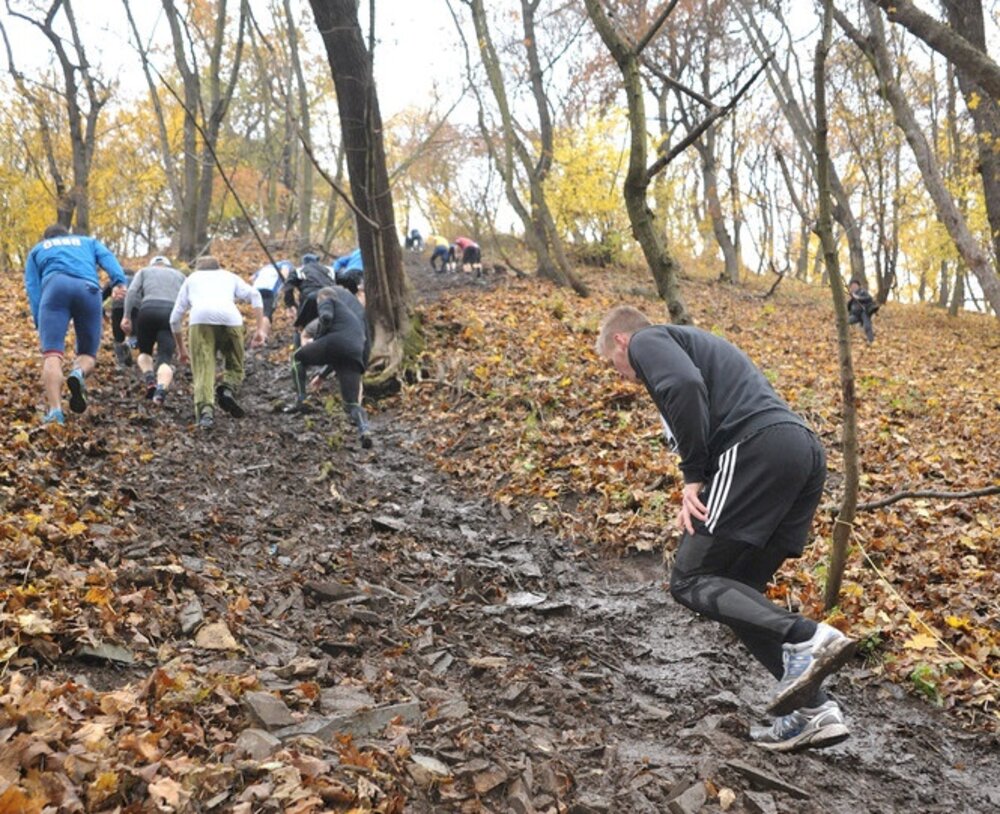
<box><xmin>24</xmin><ymin>224</ymin><xmax>127</xmax><ymax>425</ymax></box>
<box><xmin>332</xmin><ymin>248</ymin><xmax>364</xmax><ymax>296</ymax></box>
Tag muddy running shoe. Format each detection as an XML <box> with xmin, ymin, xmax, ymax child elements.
<box><xmin>152</xmin><ymin>385</ymin><xmax>166</xmax><ymax>406</ymax></box>
<box><xmin>67</xmin><ymin>369</ymin><xmax>88</xmax><ymax>413</ymax></box>
<box><xmin>144</xmin><ymin>372</ymin><xmax>157</xmax><ymax>399</ymax></box>
<box><xmin>198</xmin><ymin>407</ymin><xmax>214</xmax><ymax>430</ymax></box>
<box><xmin>216</xmin><ymin>384</ymin><xmax>245</xmax><ymax>418</ymax></box>
<box><xmin>767</xmin><ymin>622</ymin><xmax>857</xmax><ymax>716</ymax></box>
<box><xmin>283</xmin><ymin>399</ymin><xmax>314</xmax><ymax>415</ymax></box>
<box><xmin>113</xmin><ymin>341</ymin><xmax>133</xmax><ymax>367</ymax></box>
<box><xmin>751</xmin><ymin>700</ymin><xmax>849</xmax><ymax>753</ymax></box>
<box><xmin>43</xmin><ymin>407</ymin><xmax>65</xmax><ymax>426</ymax></box>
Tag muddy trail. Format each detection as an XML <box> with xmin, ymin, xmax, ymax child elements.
<box><xmin>56</xmin><ymin>256</ymin><xmax>999</xmax><ymax>814</ymax></box>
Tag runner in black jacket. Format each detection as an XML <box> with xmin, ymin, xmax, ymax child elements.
<box><xmin>287</xmin><ymin>286</ymin><xmax>372</xmax><ymax>448</ymax></box>
<box><xmin>596</xmin><ymin>305</ymin><xmax>857</xmax><ymax>753</ymax></box>
<box><xmin>283</xmin><ymin>254</ymin><xmax>337</xmax><ymax>341</ymax></box>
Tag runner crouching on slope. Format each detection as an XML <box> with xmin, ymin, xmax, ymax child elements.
<box><xmin>286</xmin><ymin>285</ymin><xmax>373</xmax><ymax>449</ymax></box>
<box><xmin>595</xmin><ymin>305</ymin><xmax>857</xmax><ymax>753</ymax></box>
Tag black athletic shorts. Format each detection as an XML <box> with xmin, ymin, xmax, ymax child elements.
<box><xmin>694</xmin><ymin>422</ymin><xmax>826</xmax><ymax>555</ymax></box>
<box><xmin>136</xmin><ymin>303</ymin><xmax>176</xmax><ymax>366</ymax></box>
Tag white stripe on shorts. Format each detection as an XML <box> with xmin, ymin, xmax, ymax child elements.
<box><xmin>706</xmin><ymin>443</ymin><xmax>740</xmax><ymax>533</ymax></box>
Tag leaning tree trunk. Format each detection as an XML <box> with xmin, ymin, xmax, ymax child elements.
<box><xmin>816</xmin><ymin>0</ymin><xmax>859</xmax><ymax>611</ymax></box>
<box><xmin>584</xmin><ymin>0</ymin><xmax>689</xmax><ymax>323</ymax></box>
<box><xmin>945</xmin><ymin>0</ymin><xmax>1000</xmax><ymax>273</ymax></box>
<box><xmin>838</xmin><ymin>4</ymin><xmax>1000</xmax><ymax>316</ymax></box>
<box><xmin>308</xmin><ymin>0</ymin><xmax>410</xmax><ymax>373</ymax></box>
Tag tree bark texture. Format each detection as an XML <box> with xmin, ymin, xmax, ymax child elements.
<box><xmin>308</xmin><ymin>0</ymin><xmax>410</xmax><ymax>372</ymax></box>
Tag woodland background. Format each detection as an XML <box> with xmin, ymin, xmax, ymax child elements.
<box><xmin>0</xmin><ymin>1</ymin><xmax>998</xmax><ymax>810</ymax></box>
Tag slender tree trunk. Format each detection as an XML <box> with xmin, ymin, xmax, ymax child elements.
<box><xmin>463</xmin><ymin>0</ymin><xmax>588</xmax><ymax>295</ymax></box>
<box><xmin>737</xmin><ymin>6</ymin><xmax>868</xmax><ymax>287</ymax></box>
<box><xmin>816</xmin><ymin>0</ymin><xmax>858</xmax><ymax>611</ymax></box>
<box><xmin>284</xmin><ymin>0</ymin><xmax>313</xmax><ymax>247</ymax></box>
<box><xmin>308</xmin><ymin>0</ymin><xmax>410</xmax><ymax>371</ymax></box>
<box><xmin>584</xmin><ymin>0</ymin><xmax>689</xmax><ymax>323</ymax></box>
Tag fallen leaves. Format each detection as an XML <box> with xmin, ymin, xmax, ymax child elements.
<box><xmin>401</xmin><ymin>269</ymin><xmax>999</xmax><ymax>723</ymax></box>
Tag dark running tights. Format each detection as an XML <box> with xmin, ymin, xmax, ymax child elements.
<box><xmin>669</xmin><ymin>533</ymin><xmax>826</xmax><ymax>707</ymax></box>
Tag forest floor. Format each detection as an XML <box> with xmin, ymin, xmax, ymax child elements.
<box><xmin>0</xmin><ymin>254</ymin><xmax>998</xmax><ymax>814</ymax></box>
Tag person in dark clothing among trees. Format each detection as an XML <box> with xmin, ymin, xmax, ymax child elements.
<box><xmin>595</xmin><ymin>305</ymin><xmax>857</xmax><ymax>753</ymax></box>
<box><xmin>104</xmin><ymin>270</ymin><xmax>135</xmax><ymax>368</ymax></box>
<box><xmin>284</xmin><ymin>253</ymin><xmax>337</xmax><ymax>344</ymax></box>
<box><xmin>287</xmin><ymin>285</ymin><xmax>373</xmax><ymax>449</ymax></box>
<box><xmin>847</xmin><ymin>278</ymin><xmax>878</xmax><ymax>344</ymax></box>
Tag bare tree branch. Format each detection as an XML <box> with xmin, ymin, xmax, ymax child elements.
<box><xmin>856</xmin><ymin>485</ymin><xmax>1000</xmax><ymax>512</ymax></box>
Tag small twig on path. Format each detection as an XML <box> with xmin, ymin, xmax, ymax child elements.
<box><xmin>856</xmin><ymin>484</ymin><xmax>1000</xmax><ymax>512</ymax></box>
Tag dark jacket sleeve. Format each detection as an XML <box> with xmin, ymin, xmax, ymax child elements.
<box><xmin>629</xmin><ymin>329</ymin><xmax>711</xmax><ymax>484</ymax></box>
<box><xmin>284</xmin><ymin>280</ymin><xmax>298</xmax><ymax>309</ymax></box>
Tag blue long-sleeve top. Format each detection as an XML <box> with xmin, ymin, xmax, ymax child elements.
<box><xmin>24</xmin><ymin>235</ymin><xmax>126</xmax><ymax>326</ymax></box>
<box><xmin>333</xmin><ymin>248</ymin><xmax>363</xmax><ymax>273</ymax></box>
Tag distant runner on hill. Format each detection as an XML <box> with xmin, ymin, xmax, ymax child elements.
<box><xmin>23</xmin><ymin>224</ymin><xmax>128</xmax><ymax>426</ymax></box>
<box><xmin>427</xmin><ymin>234</ymin><xmax>450</xmax><ymax>273</ymax></box>
<box><xmin>332</xmin><ymin>248</ymin><xmax>364</xmax><ymax>297</ymax></box>
<box><xmin>251</xmin><ymin>258</ymin><xmax>293</xmax><ymax>343</ymax></box>
<box><xmin>847</xmin><ymin>278</ymin><xmax>878</xmax><ymax>344</ymax></box>
<box><xmin>120</xmin><ymin>256</ymin><xmax>186</xmax><ymax>405</ymax></box>
<box><xmin>595</xmin><ymin>305</ymin><xmax>857</xmax><ymax>753</ymax></box>
<box><xmin>284</xmin><ymin>253</ymin><xmax>337</xmax><ymax>346</ymax></box>
<box><xmin>453</xmin><ymin>236</ymin><xmax>481</xmax><ymax>274</ymax></box>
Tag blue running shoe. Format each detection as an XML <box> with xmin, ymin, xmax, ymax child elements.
<box><xmin>751</xmin><ymin>700</ymin><xmax>850</xmax><ymax>752</ymax></box>
<box><xmin>767</xmin><ymin>622</ymin><xmax>857</xmax><ymax>716</ymax></box>
<box><xmin>43</xmin><ymin>407</ymin><xmax>65</xmax><ymax>426</ymax></box>
<box><xmin>67</xmin><ymin>369</ymin><xmax>88</xmax><ymax>414</ymax></box>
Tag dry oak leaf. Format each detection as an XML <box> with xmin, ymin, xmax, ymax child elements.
<box><xmin>0</xmin><ymin>786</ymin><xmax>45</xmax><ymax>814</ymax></box>
<box><xmin>194</xmin><ymin>622</ymin><xmax>242</xmax><ymax>651</ymax></box>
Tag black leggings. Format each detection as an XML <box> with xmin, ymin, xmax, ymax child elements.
<box><xmin>669</xmin><ymin>533</ymin><xmax>826</xmax><ymax>706</ymax></box>
<box><xmin>292</xmin><ymin>336</ymin><xmax>364</xmax><ymax>407</ymax></box>
<box><xmin>136</xmin><ymin>303</ymin><xmax>176</xmax><ymax>366</ymax></box>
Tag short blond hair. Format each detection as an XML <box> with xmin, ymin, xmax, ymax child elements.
<box><xmin>595</xmin><ymin>305</ymin><xmax>653</xmax><ymax>357</ymax></box>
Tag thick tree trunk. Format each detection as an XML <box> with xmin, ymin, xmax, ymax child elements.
<box><xmin>308</xmin><ymin>0</ymin><xmax>410</xmax><ymax>372</ymax></box>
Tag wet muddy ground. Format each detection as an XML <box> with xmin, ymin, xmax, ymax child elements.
<box><xmin>58</xmin><ymin>257</ymin><xmax>1000</xmax><ymax>813</ymax></box>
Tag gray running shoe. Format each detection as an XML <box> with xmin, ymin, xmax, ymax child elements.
<box><xmin>768</xmin><ymin>622</ymin><xmax>857</xmax><ymax>716</ymax></box>
<box><xmin>198</xmin><ymin>407</ymin><xmax>214</xmax><ymax>430</ymax></box>
<box><xmin>751</xmin><ymin>700</ymin><xmax>849</xmax><ymax>752</ymax></box>
<box><xmin>67</xmin><ymin>369</ymin><xmax>88</xmax><ymax>413</ymax></box>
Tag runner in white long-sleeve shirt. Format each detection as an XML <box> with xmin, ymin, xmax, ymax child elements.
<box><xmin>169</xmin><ymin>256</ymin><xmax>265</xmax><ymax>429</ymax></box>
